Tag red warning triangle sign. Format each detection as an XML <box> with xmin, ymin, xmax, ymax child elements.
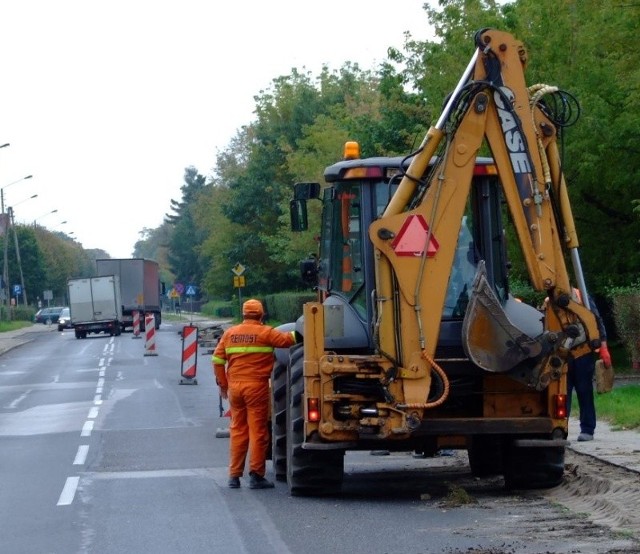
<box><xmin>390</xmin><ymin>214</ymin><xmax>439</xmax><ymax>257</ymax></box>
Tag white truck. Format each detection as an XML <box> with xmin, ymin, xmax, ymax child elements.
<box><xmin>68</xmin><ymin>275</ymin><xmax>123</xmax><ymax>339</ymax></box>
<box><xmin>95</xmin><ymin>258</ymin><xmax>162</xmax><ymax>331</ymax></box>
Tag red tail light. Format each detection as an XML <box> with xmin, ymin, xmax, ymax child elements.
<box><xmin>554</xmin><ymin>394</ymin><xmax>567</xmax><ymax>419</ymax></box>
<box><xmin>307</xmin><ymin>398</ymin><xmax>320</xmax><ymax>422</ymax></box>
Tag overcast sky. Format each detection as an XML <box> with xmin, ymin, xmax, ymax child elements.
<box><xmin>0</xmin><ymin>0</ymin><xmax>434</xmax><ymax>258</ymax></box>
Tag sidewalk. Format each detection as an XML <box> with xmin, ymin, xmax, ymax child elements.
<box><xmin>0</xmin><ymin>322</ymin><xmax>57</xmax><ymax>356</ymax></box>
<box><xmin>568</xmin><ymin>416</ymin><xmax>640</xmax><ymax>473</ymax></box>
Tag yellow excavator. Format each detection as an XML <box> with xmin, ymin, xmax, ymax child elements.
<box><xmin>276</xmin><ymin>29</ymin><xmax>601</xmax><ymax>495</ymax></box>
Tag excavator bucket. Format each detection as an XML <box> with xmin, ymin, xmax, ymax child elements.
<box><xmin>462</xmin><ymin>261</ymin><xmax>543</xmax><ymax>375</ymax></box>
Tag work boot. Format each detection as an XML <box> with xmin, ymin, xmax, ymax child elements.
<box><xmin>249</xmin><ymin>472</ymin><xmax>274</xmax><ymax>489</ymax></box>
<box><xmin>228</xmin><ymin>476</ymin><xmax>241</xmax><ymax>488</ymax></box>
<box><xmin>577</xmin><ymin>433</ymin><xmax>594</xmax><ymax>442</ymax></box>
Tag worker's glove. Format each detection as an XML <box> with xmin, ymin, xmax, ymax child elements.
<box><xmin>599</xmin><ymin>342</ymin><xmax>612</xmax><ymax>369</ymax></box>
<box><xmin>294</xmin><ymin>331</ymin><xmax>303</xmax><ymax>343</ymax></box>
<box><xmin>219</xmin><ymin>387</ymin><xmax>228</xmax><ymax>400</ymax></box>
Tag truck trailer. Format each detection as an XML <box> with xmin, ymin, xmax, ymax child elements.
<box><xmin>68</xmin><ymin>275</ymin><xmax>123</xmax><ymax>339</ymax></box>
<box><xmin>95</xmin><ymin>258</ymin><xmax>162</xmax><ymax>331</ymax></box>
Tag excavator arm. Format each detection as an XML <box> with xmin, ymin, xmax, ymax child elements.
<box><xmin>369</xmin><ymin>29</ymin><xmax>600</xmax><ymax>393</ymax></box>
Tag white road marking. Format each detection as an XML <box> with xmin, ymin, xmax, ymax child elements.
<box><xmin>81</xmin><ymin>421</ymin><xmax>94</xmax><ymax>437</ymax></box>
<box><xmin>73</xmin><ymin>445</ymin><xmax>89</xmax><ymax>465</ymax></box>
<box><xmin>87</xmin><ymin>407</ymin><xmax>99</xmax><ymax>419</ymax></box>
<box><xmin>6</xmin><ymin>389</ymin><xmax>31</xmax><ymax>409</ymax></box>
<box><xmin>57</xmin><ymin>476</ymin><xmax>79</xmax><ymax>506</ymax></box>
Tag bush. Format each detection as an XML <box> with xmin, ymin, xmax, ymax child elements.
<box><xmin>607</xmin><ymin>282</ymin><xmax>640</xmax><ymax>367</ymax></box>
<box><xmin>200</xmin><ymin>292</ymin><xmax>315</xmax><ymax>324</ymax></box>
<box><xmin>262</xmin><ymin>292</ymin><xmax>316</xmax><ymax>324</ymax></box>
<box><xmin>200</xmin><ymin>300</ymin><xmax>238</xmax><ymax>319</ymax></box>
<box><xmin>0</xmin><ymin>305</ymin><xmax>36</xmax><ymax>322</ymax></box>
<box><xmin>508</xmin><ymin>277</ymin><xmax>546</xmax><ymax>308</ymax></box>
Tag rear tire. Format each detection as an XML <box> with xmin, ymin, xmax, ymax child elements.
<box><xmin>503</xmin><ymin>443</ymin><xmax>565</xmax><ymax>490</ymax></box>
<box><xmin>271</xmin><ymin>358</ymin><xmax>289</xmax><ymax>482</ymax></box>
<box><xmin>286</xmin><ymin>344</ymin><xmax>344</xmax><ymax>496</ymax></box>
<box><xmin>468</xmin><ymin>435</ymin><xmax>504</xmax><ymax>477</ymax></box>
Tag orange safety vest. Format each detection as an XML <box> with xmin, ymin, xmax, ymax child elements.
<box><xmin>212</xmin><ymin>320</ymin><xmax>295</xmax><ymax>386</ymax></box>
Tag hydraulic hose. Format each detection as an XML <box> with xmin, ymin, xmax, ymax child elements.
<box><xmin>397</xmin><ymin>351</ymin><xmax>450</xmax><ymax>409</ymax></box>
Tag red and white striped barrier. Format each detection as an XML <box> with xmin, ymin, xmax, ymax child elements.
<box><xmin>179</xmin><ymin>325</ymin><xmax>198</xmax><ymax>385</ymax></box>
<box><xmin>144</xmin><ymin>314</ymin><xmax>157</xmax><ymax>356</ymax></box>
<box><xmin>132</xmin><ymin>310</ymin><xmax>141</xmax><ymax>339</ymax></box>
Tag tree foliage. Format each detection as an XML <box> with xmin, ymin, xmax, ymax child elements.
<box><xmin>164</xmin><ymin>166</ymin><xmax>209</xmax><ymax>291</ymax></box>
<box><xmin>136</xmin><ymin>0</ymin><xmax>640</xmax><ymax>301</ymax></box>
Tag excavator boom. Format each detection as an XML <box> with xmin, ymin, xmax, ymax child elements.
<box><xmin>369</xmin><ymin>29</ymin><xmax>600</xmax><ymax>390</ymax></box>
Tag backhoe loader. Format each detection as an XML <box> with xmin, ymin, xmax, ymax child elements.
<box><xmin>275</xmin><ymin>29</ymin><xmax>601</xmax><ymax>496</ymax></box>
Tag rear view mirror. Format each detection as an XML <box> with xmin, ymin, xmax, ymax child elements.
<box><xmin>290</xmin><ymin>199</ymin><xmax>308</xmax><ymax>231</ymax></box>
<box><xmin>290</xmin><ymin>182</ymin><xmax>321</xmax><ymax>231</ymax></box>
<box><xmin>293</xmin><ymin>182</ymin><xmax>321</xmax><ymax>200</ymax></box>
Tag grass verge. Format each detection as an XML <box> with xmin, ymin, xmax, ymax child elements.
<box><xmin>594</xmin><ymin>383</ymin><xmax>640</xmax><ymax>430</ymax></box>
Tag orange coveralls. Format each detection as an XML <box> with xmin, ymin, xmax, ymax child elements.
<box><xmin>212</xmin><ymin>320</ymin><xmax>296</xmax><ymax>478</ymax></box>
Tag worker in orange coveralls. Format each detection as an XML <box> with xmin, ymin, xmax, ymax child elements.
<box><xmin>212</xmin><ymin>299</ymin><xmax>296</xmax><ymax>489</ymax></box>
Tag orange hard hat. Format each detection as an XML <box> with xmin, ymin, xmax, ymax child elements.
<box><xmin>242</xmin><ymin>299</ymin><xmax>264</xmax><ymax>317</ymax></box>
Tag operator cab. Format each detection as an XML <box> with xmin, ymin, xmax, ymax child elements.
<box><xmin>291</xmin><ymin>142</ymin><xmax>509</xmax><ymax>352</ymax></box>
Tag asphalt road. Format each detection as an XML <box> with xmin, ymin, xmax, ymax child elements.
<box><xmin>1</xmin><ymin>321</ymin><xmax>639</xmax><ymax>554</ymax></box>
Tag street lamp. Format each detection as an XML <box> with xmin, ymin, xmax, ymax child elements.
<box><xmin>12</xmin><ymin>194</ymin><xmax>38</xmax><ymax>208</ymax></box>
<box><xmin>33</xmin><ymin>209</ymin><xmax>58</xmax><ymax>227</ymax></box>
<box><xmin>1</xmin><ymin>175</ymin><xmax>33</xmax><ymax>214</ymax></box>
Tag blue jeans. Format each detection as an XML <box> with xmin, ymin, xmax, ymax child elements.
<box><xmin>566</xmin><ymin>353</ymin><xmax>596</xmax><ymax>435</ymax></box>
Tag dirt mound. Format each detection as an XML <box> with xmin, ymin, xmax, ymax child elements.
<box><xmin>544</xmin><ymin>449</ymin><xmax>640</xmax><ymax>536</ymax></box>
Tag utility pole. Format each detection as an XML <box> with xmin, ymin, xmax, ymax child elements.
<box><xmin>9</xmin><ymin>208</ymin><xmax>27</xmax><ymax>305</ymax></box>
<box><xmin>2</xmin><ymin>211</ymin><xmax>9</xmax><ymax>317</ymax></box>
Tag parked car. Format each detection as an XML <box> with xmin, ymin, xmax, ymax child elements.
<box><xmin>34</xmin><ymin>306</ymin><xmax>65</xmax><ymax>324</ymax></box>
<box><xmin>57</xmin><ymin>307</ymin><xmax>72</xmax><ymax>331</ymax></box>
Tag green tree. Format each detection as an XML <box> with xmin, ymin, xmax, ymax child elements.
<box><xmin>164</xmin><ymin>166</ymin><xmax>209</xmax><ymax>292</ymax></box>
<box><xmin>504</xmin><ymin>0</ymin><xmax>640</xmax><ymax>289</ymax></box>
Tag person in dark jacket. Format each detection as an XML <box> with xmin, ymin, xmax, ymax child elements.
<box><xmin>566</xmin><ymin>290</ymin><xmax>611</xmax><ymax>442</ymax></box>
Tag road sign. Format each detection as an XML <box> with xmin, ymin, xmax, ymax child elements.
<box><xmin>13</xmin><ymin>284</ymin><xmax>21</xmax><ymax>296</ymax></box>
<box><xmin>174</xmin><ymin>282</ymin><xmax>184</xmax><ymax>294</ymax></box>
<box><xmin>232</xmin><ymin>262</ymin><xmax>246</xmax><ymax>276</ymax></box>
<box><xmin>186</xmin><ymin>285</ymin><xmax>196</xmax><ymax>296</ymax></box>
<box><xmin>233</xmin><ymin>275</ymin><xmax>246</xmax><ymax>288</ymax></box>
<box><xmin>169</xmin><ymin>288</ymin><xmax>180</xmax><ymax>299</ymax></box>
